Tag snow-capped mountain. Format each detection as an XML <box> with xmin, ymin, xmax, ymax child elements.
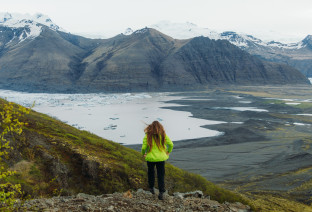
<box><xmin>120</xmin><ymin>21</ymin><xmax>312</xmax><ymax>77</ymax></box>
<box><xmin>150</xmin><ymin>20</ymin><xmax>220</xmax><ymax>40</ymax></box>
<box><xmin>146</xmin><ymin>21</ymin><xmax>305</xmax><ymax>50</ymax></box>
<box><xmin>0</xmin><ymin>26</ymin><xmax>308</xmax><ymax>93</ymax></box>
<box><xmin>0</xmin><ymin>12</ymin><xmax>61</xmax><ymax>42</ymax></box>
<box><xmin>219</xmin><ymin>31</ymin><xmax>305</xmax><ymax>50</ymax></box>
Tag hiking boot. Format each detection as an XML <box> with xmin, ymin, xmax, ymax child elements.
<box><xmin>158</xmin><ymin>192</ymin><xmax>164</xmax><ymax>200</ymax></box>
<box><xmin>149</xmin><ymin>188</ymin><xmax>155</xmax><ymax>194</ymax></box>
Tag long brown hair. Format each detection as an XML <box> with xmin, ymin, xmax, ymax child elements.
<box><xmin>144</xmin><ymin>121</ymin><xmax>166</xmax><ymax>152</ymax></box>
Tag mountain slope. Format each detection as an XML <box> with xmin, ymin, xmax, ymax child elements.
<box><xmin>0</xmin><ymin>98</ymin><xmax>250</xmax><ymax>207</ymax></box>
<box><xmin>247</xmin><ymin>35</ymin><xmax>312</xmax><ymax>78</ymax></box>
<box><xmin>77</xmin><ymin>28</ymin><xmax>310</xmax><ymax>91</ymax></box>
<box><xmin>148</xmin><ymin>21</ymin><xmax>312</xmax><ymax>78</ymax></box>
<box><xmin>0</xmin><ymin>27</ymin><xmax>100</xmax><ymax>92</ymax></box>
<box><xmin>0</xmin><ymin>23</ymin><xmax>309</xmax><ymax>92</ymax></box>
<box><xmin>161</xmin><ymin>36</ymin><xmax>307</xmax><ymax>85</ymax></box>
<box><xmin>77</xmin><ymin>28</ymin><xmax>180</xmax><ymax>91</ymax></box>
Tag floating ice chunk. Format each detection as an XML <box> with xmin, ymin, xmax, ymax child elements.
<box><xmin>213</xmin><ymin>107</ymin><xmax>268</xmax><ymax>112</ymax></box>
<box><xmin>281</xmin><ymin>99</ymin><xmax>296</xmax><ymax>101</ymax></box>
<box><xmin>296</xmin><ymin>114</ymin><xmax>312</xmax><ymax>116</ymax></box>
<box><xmin>234</xmin><ymin>96</ymin><xmax>244</xmax><ymax>99</ymax></box>
<box><xmin>182</xmin><ymin>98</ymin><xmax>213</xmax><ymax>101</ymax></box>
<box><xmin>285</xmin><ymin>102</ymin><xmax>301</xmax><ymax>105</ymax></box>
<box><xmin>104</xmin><ymin>124</ymin><xmax>117</xmax><ymax>130</ymax></box>
<box><xmin>294</xmin><ymin>122</ymin><xmax>311</xmax><ymax>126</ymax></box>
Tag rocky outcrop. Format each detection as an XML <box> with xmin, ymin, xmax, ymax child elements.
<box><xmin>20</xmin><ymin>189</ymin><xmax>252</xmax><ymax>212</ymax></box>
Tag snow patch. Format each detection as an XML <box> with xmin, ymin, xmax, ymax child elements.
<box><xmin>150</xmin><ymin>20</ymin><xmax>220</xmax><ymax>40</ymax></box>
<box><xmin>148</xmin><ymin>20</ymin><xmax>305</xmax><ymax>50</ymax></box>
<box><xmin>134</xmin><ymin>28</ymin><xmax>149</xmax><ymax>34</ymax></box>
<box><xmin>0</xmin><ymin>12</ymin><xmax>62</xmax><ymax>43</ymax></box>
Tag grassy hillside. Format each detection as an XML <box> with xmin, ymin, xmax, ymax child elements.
<box><xmin>0</xmin><ymin>98</ymin><xmax>251</xmax><ymax>207</ymax></box>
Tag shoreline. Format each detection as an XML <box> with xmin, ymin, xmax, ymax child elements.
<box><xmin>127</xmin><ymin>86</ymin><xmax>312</xmax><ymax>205</ymax></box>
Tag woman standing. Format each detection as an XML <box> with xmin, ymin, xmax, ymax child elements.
<box><xmin>141</xmin><ymin>121</ymin><xmax>174</xmax><ymax>200</ymax></box>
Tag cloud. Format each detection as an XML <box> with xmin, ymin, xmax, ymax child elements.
<box><xmin>1</xmin><ymin>0</ymin><xmax>311</xmax><ymax>42</ymax></box>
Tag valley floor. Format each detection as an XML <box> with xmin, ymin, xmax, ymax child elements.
<box><xmin>128</xmin><ymin>85</ymin><xmax>312</xmax><ymax>211</ymax></box>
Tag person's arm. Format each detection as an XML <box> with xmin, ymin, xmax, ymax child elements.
<box><xmin>165</xmin><ymin>135</ymin><xmax>173</xmax><ymax>153</ymax></box>
<box><xmin>141</xmin><ymin>134</ymin><xmax>148</xmax><ymax>155</ymax></box>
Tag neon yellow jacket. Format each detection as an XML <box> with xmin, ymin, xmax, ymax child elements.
<box><xmin>141</xmin><ymin>134</ymin><xmax>174</xmax><ymax>162</ymax></box>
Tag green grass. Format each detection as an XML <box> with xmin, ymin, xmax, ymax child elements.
<box><xmin>262</xmin><ymin>99</ymin><xmax>285</xmax><ymax>105</ymax></box>
<box><xmin>0</xmin><ymin>98</ymin><xmax>253</xmax><ymax>208</ymax></box>
<box><xmin>249</xmin><ymin>193</ymin><xmax>312</xmax><ymax>212</ymax></box>
<box><xmin>294</xmin><ymin>102</ymin><xmax>312</xmax><ymax>110</ymax></box>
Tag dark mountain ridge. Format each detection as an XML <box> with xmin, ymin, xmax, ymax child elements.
<box><xmin>223</xmin><ymin>32</ymin><xmax>312</xmax><ymax>78</ymax></box>
<box><xmin>0</xmin><ymin>27</ymin><xmax>309</xmax><ymax>93</ymax></box>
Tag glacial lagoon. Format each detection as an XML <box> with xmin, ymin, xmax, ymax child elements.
<box><xmin>0</xmin><ymin>90</ymin><xmax>226</xmax><ymax>144</ymax></box>
<box><xmin>1</xmin><ymin>88</ymin><xmax>311</xmax><ymax>146</ymax></box>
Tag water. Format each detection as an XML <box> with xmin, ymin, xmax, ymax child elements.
<box><xmin>212</xmin><ymin>107</ymin><xmax>268</xmax><ymax>112</ymax></box>
<box><xmin>297</xmin><ymin>114</ymin><xmax>312</xmax><ymax>116</ymax></box>
<box><xmin>285</xmin><ymin>102</ymin><xmax>301</xmax><ymax>105</ymax></box>
<box><xmin>0</xmin><ymin>90</ymin><xmax>224</xmax><ymax>144</ymax></box>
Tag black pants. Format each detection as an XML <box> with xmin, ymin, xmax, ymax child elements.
<box><xmin>147</xmin><ymin>161</ymin><xmax>165</xmax><ymax>193</ymax></box>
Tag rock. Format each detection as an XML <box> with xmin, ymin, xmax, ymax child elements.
<box><xmin>173</xmin><ymin>190</ymin><xmax>204</xmax><ymax>199</ymax></box>
<box><xmin>21</xmin><ymin>189</ymin><xmax>251</xmax><ymax>212</ymax></box>
<box><xmin>76</xmin><ymin>193</ymin><xmax>94</xmax><ymax>199</ymax></box>
<box><xmin>81</xmin><ymin>203</ymin><xmax>92</xmax><ymax>211</ymax></box>
<box><xmin>173</xmin><ymin>192</ymin><xmax>184</xmax><ymax>199</ymax></box>
<box><xmin>45</xmin><ymin>199</ymin><xmax>54</xmax><ymax>207</ymax></box>
<box><xmin>136</xmin><ymin>188</ymin><xmax>154</xmax><ymax>198</ymax></box>
<box><xmin>107</xmin><ymin>205</ymin><xmax>114</xmax><ymax>211</ymax></box>
<box><xmin>82</xmin><ymin>159</ymin><xmax>100</xmax><ymax>180</ymax></box>
<box><xmin>184</xmin><ymin>190</ymin><xmax>204</xmax><ymax>198</ymax></box>
<box><xmin>60</xmin><ymin>197</ymin><xmax>69</xmax><ymax>203</ymax></box>
<box><xmin>38</xmin><ymin>150</ymin><xmax>69</xmax><ymax>187</ymax></box>
<box><xmin>238</xmin><ymin>209</ymin><xmax>250</xmax><ymax>212</ymax></box>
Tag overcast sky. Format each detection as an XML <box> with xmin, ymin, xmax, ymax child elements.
<box><xmin>1</xmin><ymin>0</ymin><xmax>312</xmax><ymax>42</ymax></box>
